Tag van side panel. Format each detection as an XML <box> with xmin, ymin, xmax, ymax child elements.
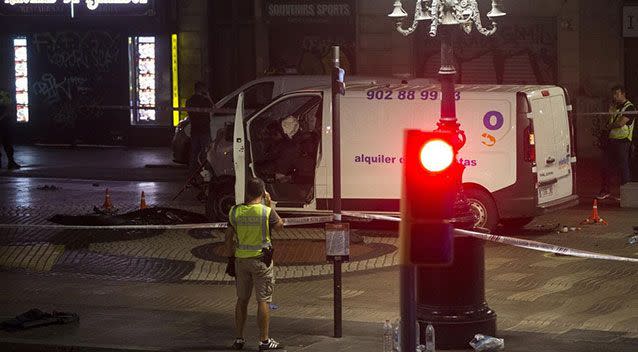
<box><xmin>322</xmin><ymin>91</ymin><xmax>518</xmax><ymax>208</ymax></box>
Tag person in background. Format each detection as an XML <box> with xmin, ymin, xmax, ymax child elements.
<box><xmin>185</xmin><ymin>81</ymin><xmax>215</xmax><ymax>179</ymax></box>
<box><xmin>224</xmin><ymin>178</ymin><xmax>284</xmax><ymax>350</ymax></box>
<box><xmin>597</xmin><ymin>85</ymin><xmax>635</xmax><ymax>199</ymax></box>
<box><xmin>0</xmin><ymin>88</ymin><xmax>21</xmax><ymax>170</ymax></box>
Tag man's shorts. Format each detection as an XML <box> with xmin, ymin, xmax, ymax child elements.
<box><xmin>235</xmin><ymin>257</ymin><xmax>275</xmax><ymax>303</ymax></box>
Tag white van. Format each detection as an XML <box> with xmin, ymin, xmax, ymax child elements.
<box><xmin>205</xmin><ymin>82</ymin><xmax>578</xmax><ymax>231</ymax></box>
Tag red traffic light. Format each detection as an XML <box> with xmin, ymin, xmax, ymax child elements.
<box><xmin>400</xmin><ymin>129</ymin><xmax>459</xmax><ymax>266</ymax></box>
<box><xmin>420</xmin><ymin>139</ymin><xmax>454</xmax><ymax>172</ymax></box>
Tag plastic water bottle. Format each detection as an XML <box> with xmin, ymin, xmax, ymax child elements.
<box><xmin>383</xmin><ymin>320</ymin><xmax>393</xmax><ymax>352</ymax></box>
<box><xmin>424</xmin><ymin>324</ymin><xmax>435</xmax><ymax>352</ymax></box>
<box><xmin>392</xmin><ymin>319</ymin><xmax>400</xmax><ymax>351</ymax></box>
<box><xmin>388</xmin><ymin>319</ymin><xmax>422</xmax><ymax>352</ymax></box>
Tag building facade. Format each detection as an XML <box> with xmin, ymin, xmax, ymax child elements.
<box><xmin>0</xmin><ymin>0</ymin><xmax>177</xmax><ymax>146</ymax></box>
<box><xmin>1</xmin><ymin>0</ymin><xmax>634</xmax><ymax>158</ymax></box>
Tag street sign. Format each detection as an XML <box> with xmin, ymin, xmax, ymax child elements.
<box><xmin>326</xmin><ymin>222</ymin><xmax>350</xmax><ymax>261</ymax></box>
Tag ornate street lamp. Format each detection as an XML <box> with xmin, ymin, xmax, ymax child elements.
<box><xmin>389</xmin><ymin>0</ymin><xmax>505</xmax><ymax>136</ymax></box>
<box><xmin>389</xmin><ymin>0</ymin><xmax>506</xmax><ymax>349</ymax></box>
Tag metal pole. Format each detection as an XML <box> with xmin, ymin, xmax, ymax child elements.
<box><xmin>400</xmin><ymin>265</ymin><xmax>417</xmax><ymax>352</ymax></box>
<box><xmin>331</xmin><ymin>45</ymin><xmax>342</xmax><ymax>339</ymax></box>
<box><xmin>438</xmin><ymin>26</ymin><xmax>458</xmax><ymax>130</ymax></box>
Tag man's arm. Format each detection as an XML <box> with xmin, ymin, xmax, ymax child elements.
<box><xmin>265</xmin><ymin>192</ymin><xmax>284</xmax><ymax>231</ymax></box>
<box><xmin>608</xmin><ymin>105</ymin><xmax>635</xmax><ymax>128</ymax></box>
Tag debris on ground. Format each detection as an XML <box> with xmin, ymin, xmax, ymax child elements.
<box><xmin>0</xmin><ymin>308</ymin><xmax>79</xmax><ymax>331</ymax></box>
<box><xmin>555</xmin><ymin>224</ymin><xmax>582</xmax><ymax>234</ymax></box>
<box><xmin>49</xmin><ymin>207</ymin><xmax>208</xmax><ymax>226</ymax></box>
<box><xmin>93</xmin><ymin>205</ymin><xmax>120</xmax><ymax>215</ymax></box>
<box><xmin>469</xmin><ymin>334</ymin><xmax>504</xmax><ymax>351</ymax></box>
<box><xmin>36</xmin><ymin>185</ymin><xmax>60</xmax><ymax>191</ymax></box>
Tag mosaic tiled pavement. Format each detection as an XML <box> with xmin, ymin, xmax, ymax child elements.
<box><xmin>0</xmin><ymin>205</ymin><xmax>400</xmax><ymax>283</ymax></box>
<box><xmin>1</xmin><ymin>201</ymin><xmax>638</xmax><ymax>341</ymax></box>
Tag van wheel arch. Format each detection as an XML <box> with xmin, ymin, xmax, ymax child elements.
<box><xmin>462</xmin><ymin>184</ymin><xmax>500</xmax><ymax>232</ymax></box>
<box><xmin>206</xmin><ymin>176</ymin><xmax>236</xmax><ymax>222</ymax></box>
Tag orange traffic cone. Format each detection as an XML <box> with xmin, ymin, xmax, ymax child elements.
<box><xmin>103</xmin><ymin>188</ymin><xmax>113</xmax><ymax>210</ymax></box>
<box><xmin>581</xmin><ymin>199</ymin><xmax>608</xmax><ymax>225</ymax></box>
<box><xmin>140</xmin><ymin>191</ymin><xmax>147</xmax><ymax>209</ymax></box>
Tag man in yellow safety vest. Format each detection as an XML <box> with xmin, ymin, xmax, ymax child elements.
<box><xmin>224</xmin><ymin>177</ymin><xmax>284</xmax><ymax>350</ymax></box>
<box><xmin>597</xmin><ymin>85</ymin><xmax>635</xmax><ymax>199</ymax></box>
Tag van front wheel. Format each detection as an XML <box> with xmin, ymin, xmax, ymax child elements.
<box><xmin>206</xmin><ymin>180</ymin><xmax>235</xmax><ymax>222</ymax></box>
<box><xmin>464</xmin><ymin>188</ymin><xmax>499</xmax><ymax>232</ymax></box>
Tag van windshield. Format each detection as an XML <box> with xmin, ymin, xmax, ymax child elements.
<box><xmin>219</xmin><ymin>81</ymin><xmax>275</xmax><ymax>110</ymax></box>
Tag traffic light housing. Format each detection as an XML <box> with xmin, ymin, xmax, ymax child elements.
<box><xmin>400</xmin><ymin>129</ymin><xmax>461</xmax><ymax>266</ymax></box>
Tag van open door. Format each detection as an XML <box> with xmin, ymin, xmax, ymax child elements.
<box><xmin>234</xmin><ymin>92</ymin><xmax>246</xmax><ymax>204</ymax></box>
<box><xmin>245</xmin><ymin>93</ymin><xmax>323</xmax><ymax>208</ymax></box>
<box><xmin>529</xmin><ymin>88</ymin><xmax>574</xmax><ymax>206</ymax></box>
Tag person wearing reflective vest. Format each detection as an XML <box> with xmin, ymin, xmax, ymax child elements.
<box><xmin>598</xmin><ymin>85</ymin><xmax>635</xmax><ymax>200</ymax></box>
<box><xmin>224</xmin><ymin>177</ymin><xmax>284</xmax><ymax>351</ymax></box>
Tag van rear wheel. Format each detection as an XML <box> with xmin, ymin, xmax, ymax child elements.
<box><xmin>464</xmin><ymin>188</ymin><xmax>499</xmax><ymax>232</ymax></box>
<box><xmin>206</xmin><ymin>180</ymin><xmax>235</xmax><ymax>222</ymax></box>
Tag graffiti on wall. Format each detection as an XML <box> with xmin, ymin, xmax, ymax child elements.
<box><xmin>30</xmin><ymin>30</ymin><xmax>127</xmax><ymax>143</ymax></box>
<box><xmin>416</xmin><ymin>17</ymin><xmax>557</xmax><ymax>84</ymax></box>
<box><xmin>32</xmin><ymin>31</ymin><xmax>121</xmax><ymax>71</ymax></box>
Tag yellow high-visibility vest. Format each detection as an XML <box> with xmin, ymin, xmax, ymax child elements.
<box><xmin>229</xmin><ymin>203</ymin><xmax>272</xmax><ymax>259</ymax></box>
<box><xmin>608</xmin><ymin>100</ymin><xmax>635</xmax><ymax>141</ymax></box>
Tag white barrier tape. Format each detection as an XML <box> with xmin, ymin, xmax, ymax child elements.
<box><xmin>0</xmin><ymin>223</ymin><xmax>228</xmax><ymax>230</ymax></box>
<box><xmin>2</xmin><ymin>214</ymin><xmax>636</xmax><ymax>263</ymax></box>
<box><xmin>455</xmin><ymin>228</ymin><xmax>638</xmax><ymax>263</ymax></box>
<box><xmin>577</xmin><ymin>110</ymin><xmax>638</xmax><ymax>117</ymax></box>
<box><xmin>0</xmin><ymin>215</ymin><xmax>335</xmax><ymax>231</ymax></box>
<box><xmin>82</xmin><ymin>104</ymin><xmax>234</xmax><ymax>114</ymax></box>
<box><xmin>341</xmin><ymin>211</ymin><xmax>401</xmax><ymax>222</ymax></box>
<box><xmin>283</xmin><ymin>216</ymin><xmax>335</xmax><ymax>226</ymax></box>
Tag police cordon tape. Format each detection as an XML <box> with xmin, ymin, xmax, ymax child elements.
<box><xmin>82</xmin><ymin>104</ymin><xmax>234</xmax><ymax>114</ymax></box>
<box><xmin>0</xmin><ymin>212</ymin><xmax>636</xmax><ymax>263</ymax></box>
<box><xmin>453</xmin><ymin>228</ymin><xmax>638</xmax><ymax>263</ymax></box>
<box><xmin>576</xmin><ymin>110</ymin><xmax>638</xmax><ymax>117</ymax></box>
<box><xmin>0</xmin><ymin>215</ymin><xmax>336</xmax><ymax>231</ymax></box>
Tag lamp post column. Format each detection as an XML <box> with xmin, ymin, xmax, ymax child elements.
<box><xmin>438</xmin><ymin>26</ymin><xmax>457</xmax><ymax>129</ymax></box>
<box><xmin>416</xmin><ymin>23</ymin><xmax>497</xmax><ymax>352</ymax></box>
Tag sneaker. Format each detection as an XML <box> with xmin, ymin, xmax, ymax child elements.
<box><xmin>7</xmin><ymin>161</ymin><xmax>21</xmax><ymax>170</ymax></box>
<box><xmin>231</xmin><ymin>338</ymin><xmax>245</xmax><ymax>350</ymax></box>
<box><xmin>596</xmin><ymin>191</ymin><xmax>610</xmax><ymax>200</ymax></box>
<box><xmin>258</xmin><ymin>338</ymin><xmax>283</xmax><ymax>350</ymax></box>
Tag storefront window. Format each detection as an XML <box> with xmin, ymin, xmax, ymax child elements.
<box><xmin>129</xmin><ymin>36</ymin><xmax>156</xmax><ymax>123</ymax></box>
<box><xmin>13</xmin><ymin>37</ymin><xmax>29</xmax><ymax>123</ymax></box>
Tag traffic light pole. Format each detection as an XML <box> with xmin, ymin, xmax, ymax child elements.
<box><xmin>400</xmin><ymin>265</ymin><xmax>417</xmax><ymax>352</ymax></box>
<box><xmin>331</xmin><ymin>45</ymin><xmax>343</xmax><ymax>339</ymax></box>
